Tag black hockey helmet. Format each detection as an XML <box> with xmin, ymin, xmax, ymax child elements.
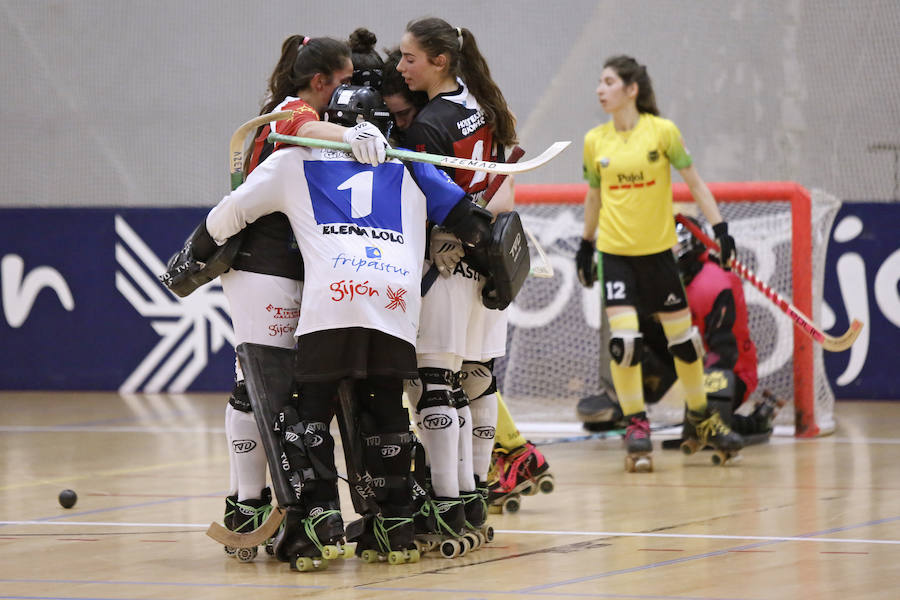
<box><xmin>674</xmin><ymin>215</ymin><xmax>708</xmax><ymax>284</ymax></box>
<box><xmin>326</xmin><ymin>84</ymin><xmax>392</xmax><ymax>137</ymax></box>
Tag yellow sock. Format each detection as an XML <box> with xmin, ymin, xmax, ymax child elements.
<box><xmin>608</xmin><ymin>311</ymin><xmax>645</xmax><ymax>416</ymax></box>
<box><xmin>661</xmin><ymin>314</ymin><xmax>707</xmax><ymax>412</ymax></box>
<box><xmin>494</xmin><ymin>392</ymin><xmax>527</xmax><ymax>450</ymax></box>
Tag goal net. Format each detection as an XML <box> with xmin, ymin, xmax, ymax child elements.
<box><xmin>496</xmin><ymin>182</ymin><xmax>841</xmax><ymax>436</ymax></box>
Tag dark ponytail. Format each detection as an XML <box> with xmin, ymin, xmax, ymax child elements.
<box><xmin>603</xmin><ymin>55</ymin><xmax>659</xmax><ymax>116</ymax></box>
<box><xmin>246</xmin><ymin>35</ymin><xmax>351</xmax><ymax>172</ymax></box>
<box><xmin>405</xmin><ymin>17</ymin><xmax>517</xmax><ymax>146</ymax></box>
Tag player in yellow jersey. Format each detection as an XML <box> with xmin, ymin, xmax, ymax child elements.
<box><xmin>576</xmin><ymin>55</ymin><xmax>743</xmax><ymax>471</ymax></box>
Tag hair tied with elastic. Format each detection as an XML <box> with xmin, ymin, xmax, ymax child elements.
<box><xmin>299</xmin><ymin>36</ymin><xmax>310</xmax><ymax>50</ymax></box>
<box><xmin>455</xmin><ymin>27</ymin><xmax>463</xmax><ymax>49</ymax></box>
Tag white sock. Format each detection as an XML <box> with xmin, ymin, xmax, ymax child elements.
<box><xmin>225</xmin><ymin>403</ymin><xmax>238</xmax><ymax>496</ymax></box>
<box><xmin>470</xmin><ymin>392</ymin><xmax>498</xmax><ymax>483</ymax></box>
<box><xmin>229</xmin><ymin>409</ymin><xmax>267</xmax><ymax>502</ymax></box>
<box><xmin>457</xmin><ymin>403</ymin><xmax>476</xmax><ymax>492</ymax></box>
<box><xmin>415</xmin><ymin>398</ymin><xmax>460</xmax><ymax>498</ymax></box>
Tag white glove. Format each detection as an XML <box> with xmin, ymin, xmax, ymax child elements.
<box><xmin>430</xmin><ymin>227</ymin><xmax>465</xmax><ymax>277</ymax></box>
<box><xmin>342</xmin><ymin>122</ymin><xmax>389</xmax><ymax>166</ymax></box>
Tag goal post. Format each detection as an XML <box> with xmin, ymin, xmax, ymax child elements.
<box><xmin>505</xmin><ymin>181</ymin><xmax>840</xmax><ymax>437</ymax></box>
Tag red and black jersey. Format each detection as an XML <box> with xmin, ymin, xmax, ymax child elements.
<box><xmin>232</xmin><ymin>97</ymin><xmax>318</xmax><ymax>280</ymax></box>
<box><xmin>404</xmin><ymin>80</ymin><xmax>504</xmax><ymax>198</ymax></box>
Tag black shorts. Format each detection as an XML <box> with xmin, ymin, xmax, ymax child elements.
<box><xmin>599</xmin><ymin>250</ymin><xmax>688</xmax><ymax>313</ymax></box>
<box><xmin>294</xmin><ymin>327</ymin><xmax>417</xmax><ymax>382</ymax></box>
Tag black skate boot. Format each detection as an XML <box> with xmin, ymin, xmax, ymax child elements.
<box><xmin>222</xmin><ymin>494</ymin><xmax>238</xmax><ymax>557</ymax></box>
<box><xmin>461</xmin><ymin>480</ymin><xmax>493</xmax><ymax>548</ymax></box>
<box><xmin>350</xmin><ymin>504</ymin><xmax>419</xmax><ymax>565</ymax></box>
<box><xmin>228</xmin><ymin>488</ymin><xmax>274</xmax><ymax>562</ymax></box>
<box><xmin>273</xmin><ymin>500</ymin><xmax>347</xmax><ymax>571</ymax></box>
<box><xmin>414</xmin><ymin>495</ymin><xmax>468</xmax><ymax>558</ymax></box>
<box><xmin>681</xmin><ymin>407</ymin><xmax>744</xmax><ymax>465</ymax></box>
<box><xmin>623</xmin><ymin>412</ymin><xmax>653</xmax><ymax>473</ymax></box>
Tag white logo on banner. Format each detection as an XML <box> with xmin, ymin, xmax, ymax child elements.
<box><xmin>1</xmin><ymin>255</ymin><xmax>75</xmax><ymax>327</ymax></box>
<box><xmin>115</xmin><ymin>215</ymin><xmax>234</xmax><ymax>393</ymax></box>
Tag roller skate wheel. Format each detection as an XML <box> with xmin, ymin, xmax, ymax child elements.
<box><xmin>503</xmin><ymin>495</ymin><xmax>521</xmax><ymax>513</ymax></box>
<box><xmin>440</xmin><ymin>538</ymin><xmax>460</xmax><ymax>559</ymax></box>
<box><xmin>538</xmin><ymin>475</ymin><xmax>555</xmax><ymax>494</ymax></box>
<box><xmin>388</xmin><ymin>550</ymin><xmax>406</xmax><ymax>565</ymax></box>
<box><xmin>224</xmin><ymin>545</ymin><xmax>237</xmax><ymax>557</ymax></box>
<box><xmin>294</xmin><ymin>556</ymin><xmax>315</xmax><ymax>571</ymax></box>
<box><xmin>521</xmin><ymin>483</ymin><xmax>538</xmax><ymax>496</ymax></box>
<box><xmin>464</xmin><ymin>532</ymin><xmax>480</xmax><ymax>550</ymax></box>
<box><xmin>341</xmin><ymin>542</ymin><xmax>355</xmax><ymax>558</ymax></box>
<box><xmin>321</xmin><ymin>545</ymin><xmax>341</xmax><ymax>560</ymax></box>
<box><xmin>360</xmin><ymin>549</ymin><xmax>379</xmax><ymax>563</ymax></box>
<box><xmin>681</xmin><ymin>440</ymin><xmax>701</xmax><ymax>456</ymax></box>
<box><xmin>235</xmin><ymin>546</ymin><xmax>258</xmax><ymax>563</ymax></box>
<box><xmin>626</xmin><ymin>454</ymin><xmax>652</xmax><ymax>473</ymax></box>
<box><xmin>488</xmin><ymin>504</ymin><xmax>503</xmax><ymax>515</ymax></box>
<box><xmin>264</xmin><ymin>542</ymin><xmax>275</xmax><ymax>555</ymax></box>
<box><xmin>473</xmin><ymin>530</ymin><xmax>486</xmax><ymax>547</ymax></box>
<box><xmin>458</xmin><ymin>535</ymin><xmax>471</xmax><ymax>555</ymax></box>
<box><xmin>482</xmin><ymin>525</ymin><xmax>495</xmax><ymax>543</ymax></box>
<box><xmin>407</xmin><ymin>548</ymin><xmax>421</xmax><ymax>563</ymax></box>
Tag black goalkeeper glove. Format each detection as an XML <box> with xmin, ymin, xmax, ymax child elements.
<box><xmin>575</xmin><ymin>238</ymin><xmax>597</xmax><ymax>287</ymax></box>
<box><xmin>712</xmin><ymin>222</ymin><xmax>735</xmax><ymax>270</ymax></box>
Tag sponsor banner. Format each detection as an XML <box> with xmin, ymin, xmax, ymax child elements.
<box><xmin>1</xmin><ymin>204</ymin><xmax>897</xmax><ymax>399</ymax></box>
<box><xmin>823</xmin><ymin>203</ymin><xmax>900</xmax><ymax>399</ymax></box>
<box><xmin>0</xmin><ymin>208</ymin><xmax>235</xmax><ymax>391</ymax></box>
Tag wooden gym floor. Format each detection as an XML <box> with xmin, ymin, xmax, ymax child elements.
<box><xmin>1</xmin><ymin>392</ymin><xmax>898</xmax><ymax>600</ymax></box>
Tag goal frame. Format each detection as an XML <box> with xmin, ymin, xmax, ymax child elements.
<box><xmin>515</xmin><ymin>181</ymin><xmax>822</xmax><ymax>437</ymax></box>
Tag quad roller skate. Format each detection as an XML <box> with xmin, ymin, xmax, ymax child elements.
<box><xmin>348</xmin><ymin>506</ymin><xmax>420</xmax><ymax>565</ymax></box>
<box><xmin>681</xmin><ymin>408</ymin><xmax>744</xmax><ymax>465</ymax></box>
<box><xmin>413</xmin><ymin>496</ymin><xmax>470</xmax><ymax>559</ymax></box>
<box><xmin>223</xmin><ymin>488</ymin><xmax>275</xmax><ymax>561</ymax></box>
<box><xmin>623</xmin><ymin>413</ymin><xmax>653</xmax><ymax>473</ymax></box>
<box><xmin>273</xmin><ymin>501</ymin><xmax>350</xmax><ymax>572</ymax></box>
<box><xmin>487</xmin><ymin>441</ymin><xmax>554</xmax><ymax>514</ymax></box>
<box><xmin>461</xmin><ymin>483</ymin><xmax>494</xmax><ymax>549</ymax></box>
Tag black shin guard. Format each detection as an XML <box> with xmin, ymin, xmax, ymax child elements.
<box><xmin>236</xmin><ymin>343</ymin><xmax>299</xmax><ymax>507</ymax></box>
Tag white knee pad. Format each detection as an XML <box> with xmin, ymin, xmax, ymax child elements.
<box><xmin>460</xmin><ymin>362</ymin><xmax>495</xmax><ymax>401</ymax></box>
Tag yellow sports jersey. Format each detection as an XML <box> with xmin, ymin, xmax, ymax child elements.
<box><xmin>583</xmin><ymin>114</ymin><xmax>692</xmax><ymax>255</ymax></box>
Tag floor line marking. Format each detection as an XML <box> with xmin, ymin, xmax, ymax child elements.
<box><xmin>4</xmin><ymin>520</ymin><xmax>898</xmax><ymax>545</ymax></box>
<box><xmin>515</xmin><ymin>514</ymin><xmax>900</xmax><ymax>593</ymax></box>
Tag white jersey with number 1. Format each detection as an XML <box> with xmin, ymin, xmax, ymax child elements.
<box><xmin>206</xmin><ymin>146</ymin><xmax>465</xmax><ymax>347</ymax></box>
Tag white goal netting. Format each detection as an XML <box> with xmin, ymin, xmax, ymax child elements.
<box><xmin>495</xmin><ymin>187</ymin><xmax>841</xmax><ymax>434</ymax></box>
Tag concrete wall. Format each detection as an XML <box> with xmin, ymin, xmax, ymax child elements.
<box><xmin>2</xmin><ymin>0</ymin><xmax>899</xmax><ymax>207</ymax></box>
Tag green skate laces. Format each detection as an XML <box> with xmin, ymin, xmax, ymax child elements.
<box><xmin>374</xmin><ymin>515</ymin><xmax>414</xmax><ymax>553</ymax></box>
<box><xmin>303</xmin><ymin>509</ymin><xmax>342</xmax><ymax>552</ymax></box>
<box><xmin>417</xmin><ymin>499</ymin><xmax>460</xmax><ymax>536</ymax></box>
<box><xmin>461</xmin><ymin>491</ymin><xmax>487</xmax><ymax>528</ymax></box>
<box><xmin>233</xmin><ymin>500</ymin><xmax>273</xmax><ymax>533</ymax></box>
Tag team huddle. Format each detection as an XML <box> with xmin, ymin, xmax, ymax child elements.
<box><xmin>160</xmin><ymin>19</ymin><xmax>773</xmax><ymax>572</ymax></box>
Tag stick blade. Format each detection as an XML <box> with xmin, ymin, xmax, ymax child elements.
<box><xmin>822</xmin><ymin>319</ymin><xmax>864</xmax><ymax>352</ymax></box>
<box><xmin>206</xmin><ymin>506</ymin><xmax>285</xmax><ymax>548</ymax></box>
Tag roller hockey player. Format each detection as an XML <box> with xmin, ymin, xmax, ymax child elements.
<box><xmin>187</xmin><ymin>84</ymin><xmax>518</xmax><ymax>568</ymax></box>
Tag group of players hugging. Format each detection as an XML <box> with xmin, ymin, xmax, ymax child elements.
<box><xmin>160</xmin><ymin>20</ymin><xmax>779</xmax><ymax>573</ymax></box>
<box><xmin>160</xmin><ymin>21</ymin><xmax>552</xmax><ymax>571</ymax></box>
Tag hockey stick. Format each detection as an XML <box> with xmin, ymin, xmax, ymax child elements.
<box><xmin>675</xmin><ymin>214</ymin><xmax>863</xmax><ymax>352</ymax></box>
<box><xmin>229</xmin><ymin>110</ymin><xmax>294</xmax><ymax>190</ymax></box>
<box><xmin>421</xmin><ymin>146</ymin><xmax>525</xmax><ymax>296</ymax></box>
<box><xmin>535</xmin><ymin>422</ymin><xmax>680</xmax><ymax>447</ymax></box>
<box><xmin>206</xmin><ymin>505</ymin><xmax>285</xmax><ymax>548</ymax></box>
<box><xmin>267</xmin><ymin>132</ymin><xmax>571</xmax><ymax>175</ymax></box>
